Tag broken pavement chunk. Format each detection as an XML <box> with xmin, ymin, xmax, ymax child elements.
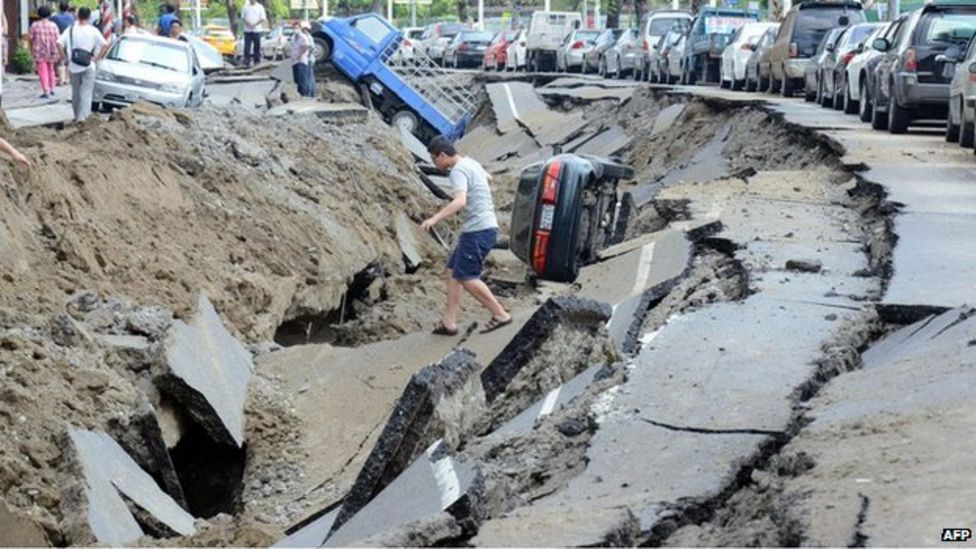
<box><xmin>395</xmin><ymin>212</ymin><xmax>424</xmax><ymax>273</ymax></box>
<box><xmin>65</xmin><ymin>429</ymin><xmax>195</xmax><ymax>546</ymax></box>
<box><xmin>651</xmin><ymin>103</ymin><xmax>686</xmax><ymax>136</ymax></box>
<box><xmin>785</xmin><ymin>259</ymin><xmax>823</xmax><ymax>273</ymax></box>
<box><xmin>325</xmin><ymin>440</ymin><xmax>482</xmax><ymax>546</ymax></box>
<box><xmin>156</xmin><ymin>293</ymin><xmax>253</xmax><ymax>447</ymax></box>
<box><xmin>332</xmin><ymin>349</ymin><xmax>485</xmax><ymax>533</ymax></box>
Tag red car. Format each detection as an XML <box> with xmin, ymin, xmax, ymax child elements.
<box><xmin>484</xmin><ymin>29</ymin><xmax>520</xmax><ymax>71</ymax></box>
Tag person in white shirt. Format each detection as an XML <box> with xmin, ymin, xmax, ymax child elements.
<box><xmin>289</xmin><ymin>20</ymin><xmax>314</xmax><ymax>96</ymax></box>
<box><xmin>57</xmin><ymin>7</ymin><xmax>110</xmax><ymax>122</ymax></box>
<box><xmin>241</xmin><ymin>0</ymin><xmax>267</xmax><ymax>67</ymax></box>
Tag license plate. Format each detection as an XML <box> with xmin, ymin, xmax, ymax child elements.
<box><xmin>539</xmin><ymin>204</ymin><xmax>555</xmax><ymax>230</ymax></box>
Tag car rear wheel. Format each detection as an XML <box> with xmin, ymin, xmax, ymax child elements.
<box><xmin>946</xmin><ymin>118</ymin><xmax>961</xmax><ymax>143</ymax></box>
<box><xmin>782</xmin><ymin>70</ymin><xmax>795</xmax><ymax>97</ymax></box>
<box><xmin>843</xmin><ymin>81</ymin><xmax>858</xmax><ymax>115</ymax></box>
<box><xmin>871</xmin><ymin>92</ymin><xmax>889</xmax><ymax>131</ymax></box>
<box><xmin>832</xmin><ymin>75</ymin><xmax>845</xmax><ymax>111</ymax></box>
<box><xmin>961</xmin><ymin>118</ymin><xmax>975</xmax><ymax>148</ymax></box>
<box><xmin>888</xmin><ymin>91</ymin><xmax>910</xmax><ymax>134</ymax></box>
<box><xmin>859</xmin><ymin>80</ymin><xmax>873</xmax><ymax>123</ymax></box>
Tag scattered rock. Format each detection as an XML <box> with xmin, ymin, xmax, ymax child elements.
<box><xmin>785</xmin><ymin>259</ymin><xmax>823</xmax><ymax>273</ymax></box>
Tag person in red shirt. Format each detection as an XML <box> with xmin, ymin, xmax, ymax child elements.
<box><xmin>30</xmin><ymin>6</ymin><xmax>62</xmax><ymax>98</ymax></box>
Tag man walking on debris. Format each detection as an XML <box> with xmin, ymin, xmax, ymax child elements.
<box><xmin>421</xmin><ymin>137</ymin><xmax>513</xmax><ymax>335</ymax></box>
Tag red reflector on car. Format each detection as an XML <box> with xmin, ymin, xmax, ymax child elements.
<box><xmin>572</xmin><ymin>40</ymin><xmax>585</xmax><ymax>49</ymax></box>
<box><xmin>841</xmin><ymin>51</ymin><xmax>855</xmax><ymax>65</ymax></box>
<box><xmin>532</xmin><ymin>230</ymin><xmax>550</xmax><ymax>273</ymax></box>
<box><xmin>905</xmin><ymin>48</ymin><xmax>917</xmax><ymax>72</ymax></box>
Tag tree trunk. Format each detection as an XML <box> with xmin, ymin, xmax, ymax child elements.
<box><xmin>226</xmin><ymin>0</ymin><xmax>239</xmax><ymax>35</ymax></box>
<box><xmin>372</xmin><ymin>0</ymin><xmax>384</xmax><ymax>15</ymax></box>
<box><xmin>634</xmin><ymin>0</ymin><xmax>647</xmax><ymax>29</ymax></box>
<box><xmin>606</xmin><ymin>0</ymin><xmax>619</xmax><ymax>29</ymax></box>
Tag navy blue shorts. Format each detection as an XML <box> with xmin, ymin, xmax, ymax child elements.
<box><xmin>447</xmin><ymin>228</ymin><xmax>498</xmax><ymax>281</ymax></box>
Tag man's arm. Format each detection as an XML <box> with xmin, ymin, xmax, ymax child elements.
<box><xmin>420</xmin><ymin>191</ymin><xmax>466</xmax><ymax>232</ymax></box>
<box><xmin>0</xmin><ymin>138</ymin><xmax>32</xmax><ymax>170</ymax></box>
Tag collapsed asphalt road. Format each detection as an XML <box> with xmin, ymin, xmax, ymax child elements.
<box><xmin>1</xmin><ymin>67</ymin><xmax>973</xmax><ymax>547</ymax></box>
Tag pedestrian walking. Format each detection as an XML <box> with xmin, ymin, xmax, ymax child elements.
<box><xmin>241</xmin><ymin>0</ymin><xmax>267</xmax><ymax>67</ymax></box>
<box><xmin>0</xmin><ymin>137</ymin><xmax>31</xmax><ymax>170</ymax></box>
<box><xmin>156</xmin><ymin>4</ymin><xmax>177</xmax><ymax>37</ymax></box>
<box><xmin>57</xmin><ymin>7</ymin><xmax>109</xmax><ymax>122</ymax></box>
<box><xmin>421</xmin><ymin>137</ymin><xmax>513</xmax><ymax>335</ymax></box>
<box><xmin>50</xmin><ymin>1</ymin><xmax>75</xmax><ymax>84</ymax></box>
<box><xmin>289</xmin><ymin>20</ymin><xmax>312</xmax><ymax>97</ymax></box>
<box><xmin>29</xmin><ymin>6</ymin><xmax>61</xmax><ymax>99</ymax></box>
<box><xmin>301</xmin><ymin>21</ymin><xmax>316</xmax><ymax>97</ymax></box>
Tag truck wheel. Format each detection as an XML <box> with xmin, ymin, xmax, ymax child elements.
<box><xmin>313</xmin><ymin>36</ymin><xmax>332</xmax><ymax>67</ymax></box>
<box><xmin>392</xmin><ymin>110</ymin><xmax>418</xmax><ymax>134</ymax></box>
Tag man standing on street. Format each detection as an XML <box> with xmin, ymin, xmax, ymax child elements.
<box><xmin>57</xmin><ymin>7</ymin><xmax>109</xmax><ymax>122</ymax></box>
<box><xmin>421</xmin><ymin>137</ymin><xmax>513</xmax><ymax>335</ymax></box>
<box><xmin>288</xmin><ymin>19</ymin><xmax>312</xmax><ymax>97</ymax></box>
<box><xmin>155</xmin><ymin>4</ymin><xmax>177</xmax><ymax>37</ymax></box>
<box><xmin>241</xmin><ymin>0</ymin><xmax>267</xmax><ymax>67</ymax></box>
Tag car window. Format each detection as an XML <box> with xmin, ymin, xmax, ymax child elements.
<box><xmin>649</xmin><ymin>17</ymin><xmax>685</xmax><ymax>36</ymax></box>
<box><xmin>846</xmin><ymin>24</ymin><xmax>877</xmax><ymax>46</ymax></box>
<box><xmin>793</xmin><ymin>7</ymin><xmax>865</xmax><ymax>54</ymax></box>
<box><xmin>109</xmin><ymin>38</ymin><xmax>190</xmax><ymax>73</ymax></box>
<box><xmin>460</xmin><ymin>31</ymin><xmax>492</xmax><ymax>42</ymax></box>
<box><xmin>916</xmin><ymin>9</ymin><xmax>976</xmax><ymax>47</ymax></box>
<box><xmin>577</xmin><ymin>30</ymin><xmax>600</xmax><ymax>41</ymax></box>
<box><xmin>441</xmin><ymin>23</ymin><xmax>466</xmax><ymax>37</ymax></box>
<box><xmin>352</xmin><ymin>15</ymin><xmax>392</xmax><ymax>44</ymax></box>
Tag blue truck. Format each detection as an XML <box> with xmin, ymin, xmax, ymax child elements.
<box><xmin>682</xmin><ymin>7</ymin><xmax>761</xmax><ymax>85</ymax></box>
<box><xmin>309</xmin><ymin>13</ymin><xmax>477</xmax><ymax>143</ymax></box>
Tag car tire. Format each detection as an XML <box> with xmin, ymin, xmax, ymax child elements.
<box><xmin>888</xmin><ymin>91</ymin><xmax>910</xmax><ymax>134</ymax></box>
<box><xmin>819</xmin><ymin>80</ymin><xmax>832</xmax><ymax>108</ymax></box>
<box><xmin>759</xmin><ymin>71</ymin><xmax>769</xmax><ymax>93</ymax></box>
<box><xmin>313</xmin><ymin>36</ymin><xmax>332</xmax><ymax>67</ymax></box>
<box><xmin>843</xmin><ymin>81</ymin><xmax>858</xmax><ymax>115</ymax></box>
<box><xmin>961</xmin><ymin>118</ymin><xmax>975</xmax><ymax>148</ymax></box>
<box><xmin>832</xmin><ymin>75</ymin><xmax>845</xmax><ymax>111</ymax></box>
<box><xmin>782</xmin><ymin>70</ymin><xmax>795</xmax><ymax>96</ymax></box>
<box><xmin>871</xmin><ymin>91</ymin><xmax>889</xmax><ymax>130</ymax></box>
<box><xmin>768</xmin><ymin>75</ymin><xmax>779</xmax><ymax>94</ymax></box>
<box><xmin>392</xmin><ymin>109</ymin><xmax>419</xmax><ymax>134</ymax></box>
<box><xmin>599</xmin><ymin>58</ymin><xmax>607</xmax><ymax>78</ymax></box>
<box><xmin>859</xmin><ymin>80</ymin><xmax>873</xmax><ymax>123</ymax></box>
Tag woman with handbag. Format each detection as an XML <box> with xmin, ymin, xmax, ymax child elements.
<box><xmin>57</xmin><ymin>7</ymin><xmax>109</xmax><ymax>122</ymax></box>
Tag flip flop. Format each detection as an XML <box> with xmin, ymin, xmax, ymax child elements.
<box><xmin>432</xmin><ymin>323</ymin><xmax>459</xmax><ymax>336</ymax></box>
<box><xmin>479</xmin><ymin>316</ymin><xmax>513</xmax><ymax>334</ymax></box>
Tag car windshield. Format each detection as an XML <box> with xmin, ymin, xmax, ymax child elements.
<box><xmin>408</xmin><ymin>29</ymin><xmax>424</xmax><ymax>39</ymax></box>
<box><xmin>649</xmin><ymin>17</ymin><xmax>685</xmax><ymax>35</ymax></box>
<box><xmin>917</xmin><ymin>10</ymin><xmax>976</xmax><ymax>46</ymax></box>
<box><xmin>845</xmin><ymin>24</ymin><xmax>877</xmax><ymax>45</ymax></box>
<box><xmin>352</xmin><ymin>16</ymin><xmax>392</xmax><ymax>44</ymax></box>
<box><xmin>441</xmin><ymin>23</ymin><xmax>466</xmax><ymax>37</ymax></box>
<box><xmin>460</xmin><ymin>31</ymin><xmax>493</xmax><ymax>42</ymax></box>
<box><xmin>794</xmin><ymin>7</ymin><xmax>865</xmax><ymax>54</ymax></box>
<box><xmin>108</xmin><ymin>38</ymin><xmax>189</xmax><ymax>73</ymax></box>
<box><xmin>577</xmin><ymin>30</ymin><xmax>600</xmax><ymax>41</ymax></box>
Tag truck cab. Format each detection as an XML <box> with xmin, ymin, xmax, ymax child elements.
<box><xmin>310</xmin><ymin>13</ymin><xmax>476</xmax><ymax>143</ymax></box>
<box><xmin>683</xmin><ymin>7</ymin><xmax>760</xmax><ymax>84</ymax></box>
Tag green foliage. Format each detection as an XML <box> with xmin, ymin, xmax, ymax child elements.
<box><xmin>11</xmin><ymin>44</ymin><xmax>35</xmax><ymax>75</ymax></box>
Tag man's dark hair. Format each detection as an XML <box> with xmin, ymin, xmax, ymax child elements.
<box><xmin>38</xmin><ymin>5</ymin><xmax>51</xmax><ymax>18</ymax></box>
<box><xmin>172</xmin><ymin>18</ymin><xmax>183</xmax><ymax>27</ymax></box>
<box><xmin>126</xmin><ymin>14</ymin><xmax>137</xmax><ymax>25</ymax></box>
<box><xmin>164</xmin><ymin>3</ymin><xmax>176</xmax><ymax>13</ymax></box>
<box><xmin>427</xmin><ymin>136</ymin><xmax>457</xmax><ymax>157</ymax></box>
<box><xmin>77</xmin><ymin>6</ymin><xmax>91</xmax><ymax>20</ymax></box>
<box><xmin>59</xmin><ymin>1</ymin><xmax>69</xmax><ymax>12</ymax></box>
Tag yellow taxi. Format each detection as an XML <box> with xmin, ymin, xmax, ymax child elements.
<box><xmin>196</xmin><ymin>25</ymin><xmax>237</xmax><ymax>56</ymax></box>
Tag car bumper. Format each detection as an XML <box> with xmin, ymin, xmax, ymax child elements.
<box><xmin>456</xmin><ymin>51</ymin><xmax>486</xmax><ymax>64</ymax></box>
<box><xmin>897</xmin><ymin>75</ymin><xmax>949</xmax><ymax>106</ymax></box>
<box><xmin>785</xmin><ymin>59</ymin><xmax>809</xmax><ymax>79</ymax></box>
<box><xmin>565</xmin><ymin>50</ymin><xmax>588</xmax><ymax>66</ymax></box>
<box><xmin>429</xmin><ymin>46</ymin><xmax>446</xmax><ymax>59</ymax></box>
<box><xmin>93</xmin><ymin>81</ymin><xmax>188</xmax><ymax>108</ymax></box>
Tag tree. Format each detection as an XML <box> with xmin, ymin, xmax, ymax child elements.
<box><xmin>226</xmin><ymin>0</ymin><xmax>239</xmax><ymax>34</ymax></box>
<box><xmin>606</xmin><ymin>0</ymin><xmax>619</xmax><ymax>28</ymax></box>
<box><xmin>634</xmin><ymin>0</ymin><xmax>646</xmax><ymax>29</ymax></box>
<box><xmin>456</xmin><ymin>0</ymin><xmax>468</xmax><ymax>22</ymax></box>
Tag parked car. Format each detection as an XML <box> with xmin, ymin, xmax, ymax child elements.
<box><xmin>195</xmin><ymin>24</ymin><xmax>236</xmax><ymax>56</ymax></box>
<box><xmin>870</xmin><ymin>3</ymin><xmax>976</xmax><ymax>133</ymax></box>
<box><xmin>583</xmin><ymin>28</ymin><xmax>623</xmax><ymax>74</ymax></box>
<box><xmin>510</xmin><ymin>154</ymin><xmax>634</xmax><ymax>282</ymax></box>
<box><xmin>484</xmin><ymin>29</ymin><xmax>519</xmax><ymax>70</ymax></box>
<box><xmin>822</xmin><ymin>22</ymin><xmax>880</xmax><ymax>110</ymax></box>
<box><xmin>311</xmin><ymin>13</ymin><xmax>477</xmax><ymax>142</ymax></box>
<box><xmin>804</xmin><ymin>27</ymin><xmax>845</xmax><ymax>105</ymax></box>
<box><xmin>635</xmin><ymin>10</ymin><xmax>692</xmax><ymax>81</ymax></box>
<box><xmin>682</xmin><ymin>6</ymin><xmax>760</xmax><ymax>84</ymax></box>
<box><xmin>603</xmin><ymin>28</ymin><xmax>640</xmax><ymax>78</ymax></box>
<box><xmin>768</xmin><ymin>1</ymin><xmax>866</xmax><ymax>96</ymax></box>
<box><xmin>857</xmin><ymin>21</ymin><xmax>901</xmax><ymax>122</ymax></box>
<box><xmin>186</xmin><ymin>34</ymin><xmax>225</xmax><ymax>71</ymax></box>
<box><xmin>655</xmin><ymin>26</ymin><xmax>686</xmax><ymax>82</ymax></box>
<box><xmin>419</xmin><ymin>22</ymin><xmax>468</xmax><ymax>65</ymax></box>
<box><xmin>505</xmin><ymin>29</ymin><xmax>528</xmax><ymax>70</ymax></box>
<box><xmin>526</xmin><ymin>10</ymin><xmax>582</xmax><ymax>72</ymax></box>
<box><xmin>745</xmin><ymin>25</ymin><xmax>779</xmax><ymax>91</ymax></box>
<box><xmin>393</xmin><ymin>26</ymin><xmax>424</xmax><ymax>62</ymax></box>
<box><xmin>721</xmin><ymin>21</ymin><xmax>778</xmax><ymax>89</ymax></box>
<box><xmin>444</xmin><ymin>30</ymin><xmax>493</xmax><ymax>68</ymax></box>
<box><xmin>845</xmin><ymin>23</ymin><xmax>891</xmax><ymax>114</ymax></box>
<box><xmin>93</xmin><ymin>34</ymin><xmax>205</xmax><ymax>111</ymax></box>
<box><xmin>946</xmin><ymin>34</ymin><xmax>976</xmax><ymax>146</ymax></box>
<box><xmin>670</xmin><ymin>33</ymin><xmax>688</xmax><ymax>83</ymax></box>
<box><xmin>556</xmin><ymin>28</ymin><xmax>600</xmax><ymax>72</ymax></box>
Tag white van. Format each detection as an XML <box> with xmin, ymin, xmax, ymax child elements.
<box><xmin>526</xmin><ymin>11</ymin><xmax>583</xmax><ymax>72</ymax></box>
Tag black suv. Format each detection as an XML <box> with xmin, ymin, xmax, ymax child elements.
<box><xmin>870</xmin><ymin>2</ymin><xmax>976</xmax><ymax>133</ymax></box>
<box><xmin>510</xmin><ymin>155</ymin><xmax>634</xmax><ymax>282</ymax></box>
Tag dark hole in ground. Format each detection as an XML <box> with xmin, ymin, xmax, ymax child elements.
<box><xmin>169</xmin><ymin>420</ymin><xmax>247</xmax><ymax>519</ymax></box>
<box><xmin>273</xmin><ymin>262</ymin><xmax>384</xmax><ymax>347</ymax></box>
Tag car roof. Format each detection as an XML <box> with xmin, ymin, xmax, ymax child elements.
<box><xmin>796</xmin><ymin>1</ymin><xmax>863</xmax><ymax>9</ymax></box>
<box><xmin>119</xmin><ymin>34</ymin><xmax>193</xmax><ymax>49</ymax></box>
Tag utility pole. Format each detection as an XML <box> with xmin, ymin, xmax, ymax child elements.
<box><xmin>582</xmin><ymin>0</ymin><xmax>587</xmax><ymax>28</ymax></box>
<box><xmin>387</xmin><ymin>0</ymin><xmax>393</xmax><ymax>21</ymax></box>
<box><xmin>545</xmin><ymin>0</ymin><xmax>550</xmax><ymax>11</ymax></box>
<box><xmin>478</xmin><ymin>0</ymin><xmax>483</xmax><ymax>29</ymax></box>
<box><xmin>410</xmin><ymin>0</ymin><xmax>416</xmax><ymax>26</ymax></box>
<box><xmin>195</xmin><ymin>0</ymin><xmax>202</xmax><ymax>29</ymax></box>
<box><xmin>886</xmin><ymin>0</ymin><xmax>899</xmax><ymax>20</ymax></box>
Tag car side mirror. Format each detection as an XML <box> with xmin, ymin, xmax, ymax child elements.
<box><xmin>574</xmin><ymin>20</ymin><xmax>581</xmax><ymax>29</ymax></box>
<box><xmin>873</xmin><ymin>38</ymin><xmax>889</xmax><ymax>52</ymax></box>
<box><xmin>838</xmin><ymin>15</ymin><xmax>850</xmax><ymax>26</ymax></box>
<box><xmin>825</xmin><ymin>43</ymin><xmax>835</xmax><ymax>52</ymax></box>
<box><xmin>935</xmin><ymin>54</ymin><xmax>956</xmax><ymax>63</ymax></box>
<box><xmin>970</xmin><ymin>61</ymin><xmax>976</xmax><ymax>74</ymax></box>
<box><xmin>856</xmin><ymin>43</ymin><xmax>864</xmax><ymax>53</ymax></box>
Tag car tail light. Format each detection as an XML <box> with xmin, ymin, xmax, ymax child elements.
<box><xmin>642</xmin><ymin>39</ymin><xmax>650</xmax><ymax>51</ymax></box>
<box><xmin>740</xmin><ymin>42</ymin><xmax>753</xmax><ymax>51</ymax></box>
<box><xmin>841</xmin><ymin>51</ymin><xmax>855</xmax><ymax>65</ymax></box>
<box><xmin>789</xmin><ymin>42</ymin><xmax>798</xmax><ymax>58</ymax></box>
<box><xmin>459</xmin><ymin>43</ymin><xmax>469</xmax><ymax>51</ymax></box>
<box><xmin>905</xmin><ymin>48</ymin><xmax>917</xmax><ymax>72</ymax></box>
<box><xmin>404</xmin><ymin>39</ymin><xmax>413</xmax><ymax>47</ymax></box>
<box><xmin>532</xmin><ymin>160</ymin><xmax>562</xmax><ymax>274</ymax></box>
<box><xmin>572</xmin><ymin>40</ymin><xmax>584</xmax><ymax>49</ymax></box>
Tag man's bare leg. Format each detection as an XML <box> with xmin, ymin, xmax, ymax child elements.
<box><xmin>460</xmin><ymin>279</ymin><xmax>510</xmax><ymax>321</ymax></box>
<box><xmin>444</xmin><ymin>272</ymin><xmax>463</xmax><ymax>330</ymax></box>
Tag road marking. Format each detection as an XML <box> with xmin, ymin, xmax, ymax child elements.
<box><xmin>502</xmin><ymin>83</ymin><xmax>521</xmax><ymax>124</ymax></box>
<box><xmin>630</xmin><ymin>242</ymin><xmax>656</xmax><ymax>297</ymax></box>
<box><xmin>426</xmin><ymin>442</ymin><xmax>461</xmax><ymax>510</ymax></box>
<box><xmin>538</xmin><ymin>386</ymin><xmax>562</xmax><ymax>418</ymax></box>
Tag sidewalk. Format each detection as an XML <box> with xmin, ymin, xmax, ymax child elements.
<box><xmin>2</xmin><ymin>72</ymin><xmax>71</xmax><ymax>109</ymax></box>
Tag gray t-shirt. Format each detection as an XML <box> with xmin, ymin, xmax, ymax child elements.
<box><xmin>450</xmin><ymin>156</ymin><xmax>498</xmax><ymax>233</ymax></box>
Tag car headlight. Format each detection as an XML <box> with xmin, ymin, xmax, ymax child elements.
<box><xmin>96</xmin><ymin>70</ymin><xmax>117</xmax><ymax>82</ymax></box>
<box><xmin>158</xmin><ymin>82</ymin><xmax>185</xmax><ymax>93</ymax></box>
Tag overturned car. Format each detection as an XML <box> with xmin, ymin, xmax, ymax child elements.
<box><xmin>510</xmin><ymin>154</ymin><xmax>634</xmax><ymax>282</ymax></box>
